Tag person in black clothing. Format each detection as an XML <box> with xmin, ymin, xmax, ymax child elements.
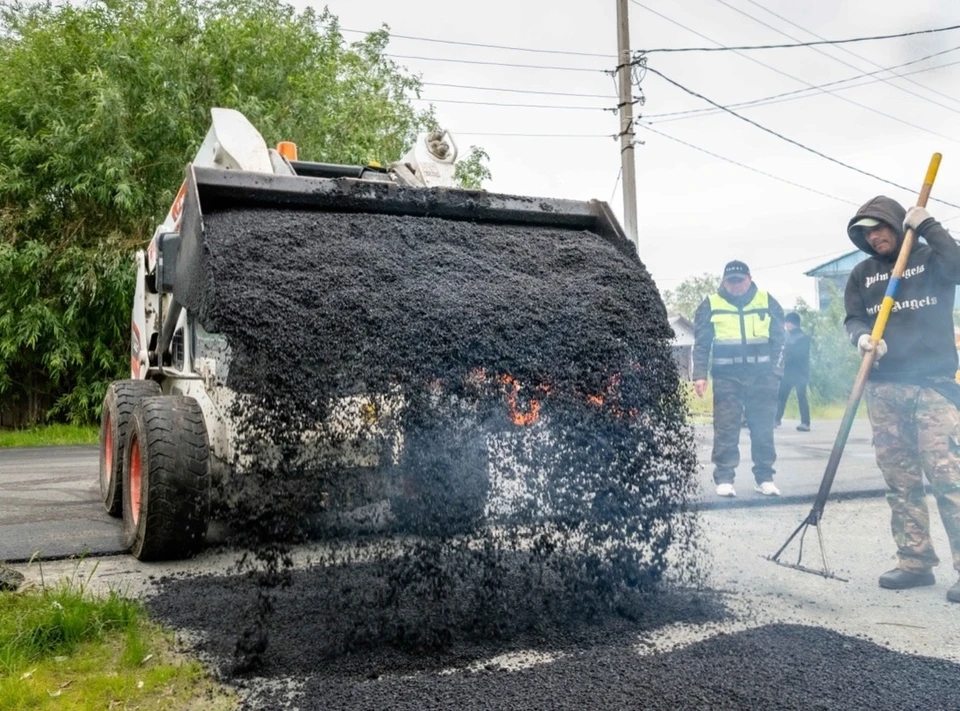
<box><xmin>776</xmin><ymin>311</ymin><xmax>811</xmax><ymax>431</ymax></box>
<box><xmin>844</xmin><ymin>196</ymin><xmax>960</xmax><ymax>602</ymax></box>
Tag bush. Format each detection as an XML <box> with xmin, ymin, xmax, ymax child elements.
<box><xmin>0</xmin><ymin>0</ymin><xmax>486</xmax><ymax>425</ymax></box>
<box><xmin>0</xmin><ymin>243</ymin><xmax>134</xmax><ymax>424</ymax></box>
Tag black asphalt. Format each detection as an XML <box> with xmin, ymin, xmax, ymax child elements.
<box><xmin>226</xmin><ymin>623</ymin><xmax>960</xmax><ymax>710</ymax></box>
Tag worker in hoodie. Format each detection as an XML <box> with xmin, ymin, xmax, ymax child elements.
<box><xmin>693</xmin><ymin>260</ymin><xmax>785</xmax><ymax>498</ymax></box>
<box><xmin>845</xmin><ymin>196</ymin><xmax>960</xmax><ymax>604</ymax></box>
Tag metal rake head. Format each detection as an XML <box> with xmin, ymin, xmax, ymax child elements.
<box><xmin>767</xmin><ymin>515</ymin><xmax>848</xmax><ymax>583</ymax></box>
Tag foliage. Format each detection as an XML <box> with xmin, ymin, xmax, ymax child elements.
<box><xmin>0</xmin><ymin>243</ymin><xmax>135</xmax><ymax>424</ymax></box>
<box><xmin>662</xmin><ymin>272</ymin><xmax>720</xmax><ymax>321</ymax></box>
<box><xmin>0</xmin><ymin>0</ymin><xmax>489</xmax><ymax>424</ymax></box>
<box><xmin>0</xmin><ymin>424</ymin><xmax>99</xmax><ymax>448</ymax></box>
<box><xmin>0</xmin><ymin>570</ymin><xmax>231</xmax><ymax>709</ymax></box>
<box><xmin>793</xmin><ymin>285</ymin><xmax>860</xmax><ymax>402</ymax></box>
<box><xmin>0</xmin><ymin>576</ymin><xmax>141</xmax><ymax>673</ymax></box>
<box><xmin>454</xmin><ymin>146</ymin><xmax>492</xmax><ymax>190</ymax></box>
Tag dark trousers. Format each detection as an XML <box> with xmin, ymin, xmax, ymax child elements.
<box><xmin>776</xmin><ymin>377</ymin><xmax>810</xmax><ymax>426</ymax></box>
<box><xmin>712</xmin><ymin>372</ymin><xmax>778</xmax><ymax>484</ymax></box>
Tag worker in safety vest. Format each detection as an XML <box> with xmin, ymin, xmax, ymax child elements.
<box><xmin>692</xmin><ymin>260</ymin><xmax>786</xmax><ymax>498</ymax></box>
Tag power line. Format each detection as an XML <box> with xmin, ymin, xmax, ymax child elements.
<box><xmin>413</xmin><ymin>97</ymin><xmax>608</xmax><ymax>111</ymax></box>
<box><xmin>645</xmin><ymin>50</ymin><xmax>960</xmax><ymax>123</ymax></box>
<box><xmin>752</xmin><ymin>248</ymin><xmax>857</xmax><ymax>273</ymax></box>
<box><xmin>644</xmin><ymin>66</ymin><xmax>960</xmax><ymax>211</ymax></box>
<box><xmin>627</xmin><ymin>2</ymin><xmax>960</xmax><ymax>55</ymax></box>
<box><xmin>637</xmin><ymin>123</ymin><xmax>859</xmax><ymax>206</ymax></box>
<box><xmin>454</xmin><ymin>131</ymin><xmax>613</xmax><ymax>138</ymax></box>
<box><xmin>629</xmin><ymin>1</ymin><xmax>960</xmax><ymax>145</ymax></box>
<box><xmin>386</xmin><ymin>53</ymin><xmax>605</xmax><ymax>73</ymax></box>
<box><xmin>610</xmin><ymin>167</ymin><xmax>623</xmax><ymax>202</ymax></box>
<box><xmin>422</xmin><ymin>81</ymin><xmax>615</xmax><ymax>99</ymax></box>
<box><xmin>712</xmin><ymin>0</ymin><xmax>960</xmax><ymax>117</ymax></box>
<box><xmin>342</xmin><ymin>28</ymin><xmax>612</xmax><ymax>59</ymax></box>
<box><xmin>741</xmin><ymin>0</ymin><xmax>960</xmax><ymax>110</ymax></box>
<box><xmin>656</xmin><ymin>248</ymin><xmax>860</xmax><ymax>286</ymax></box>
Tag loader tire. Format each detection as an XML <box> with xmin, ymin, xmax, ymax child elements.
<box><xmin>99</xmin><ymin>379</ymin><xmax>161</xmax><ymax>517</ymax></box>
<box><xmin>122</xmin><ymin>395</ymin><xmax>210</xmax><ymax>561</ymax></box>
<box><xmin>392</xmin><ymin>424</ymin><xmax>489</xmax><ymax>536</ymax></box>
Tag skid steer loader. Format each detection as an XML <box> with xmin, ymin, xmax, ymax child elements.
<box><xmin>98</xmin><ymin>108</ymin><xmax>634</xmax><ymax>561</ymax></box>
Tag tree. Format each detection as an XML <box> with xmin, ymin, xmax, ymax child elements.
<box><xmin>662</xmin><ymin>273</ymin><xmax>720</xmax><ymax>321</ymax></box>
<box><xmin>454</xmin><ymin>146</ymin><xmax>492</xmax><ymax>190</ymax></box>
<box><xmin>0</xmin><ymin>0</ymin><xmax>490</xmax><ymax>424</ymax></box>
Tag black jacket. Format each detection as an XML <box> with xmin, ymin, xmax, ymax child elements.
<box><xmin>783</xmin><ymin>328</ymin><xmax>810</xmax><ymax>382</ymax></box>
<box><xmin>844</xmin><ymin>196</ymin><xmax>960</xmax><ymax>382</ymax></box>
<box><xmin>692</xmin><ymin>282</ymin><xmax>785</xmax><ymax>381</ymax></box>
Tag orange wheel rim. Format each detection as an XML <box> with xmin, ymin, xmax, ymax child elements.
<box><xmin>129</xmin><ymin>436</ymin><xmax>141</xmax><ymax>526</ymax></box>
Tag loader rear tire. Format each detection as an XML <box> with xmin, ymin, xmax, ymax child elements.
<box><xmin>122</xmin><ymin>395</ymin><xmax>210</xmax><ymax>561</ymax></box>
<box><xmin>99</xmin><ymin>379</ymin><xmax>161</xmax><ymax>517</ymax></box>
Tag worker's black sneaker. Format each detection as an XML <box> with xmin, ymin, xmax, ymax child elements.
<box><xmin>948</xmin><ymin>579</ymin><xmax>960</xmax><ymax>603</ymax></box>
<box><xmin>878</xmin><ymin>568</ymin><xmax>935</xmax><ymax>590</ymax></box>
<box><xmin>796</xmin><ymin>424</ymin><xmax>810</xmax><ymax>432</ymax></box>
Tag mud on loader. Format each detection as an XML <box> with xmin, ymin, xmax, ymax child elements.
<box><xmin>98</xmin><ymin>108</ymin><xmax>633</xmax><ymax>561</ymax></box>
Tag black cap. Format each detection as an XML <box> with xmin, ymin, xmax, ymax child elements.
<box><xmin>785</xmin><ymin>312</ymin><xmax>801</xmax><ymax>326</ymax></box>
<box><xmin>722</xmin><ymin>260</ymin><xmax>751</xmax><ymax>280</ymax></box>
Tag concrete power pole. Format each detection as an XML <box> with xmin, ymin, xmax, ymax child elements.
<box><xmin>616</xmin><ymin>0</ymin><xmax>639</xmax><ymax>251</ymax></box>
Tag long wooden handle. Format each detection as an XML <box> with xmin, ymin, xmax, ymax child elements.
<box><xmin>809</xmin><ymin>153</ymin><xmax>942</xmax><ymax>522</ymax></box>
<box><xmin>868</xmin><ymin>153</ymin><xmax>942</xmax><ymax>344</ymax></box>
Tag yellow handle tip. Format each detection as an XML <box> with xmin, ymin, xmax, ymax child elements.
<box><xmin>924</xmin><ymin>153</ymin><xmax>942</xmax><ymax>186</ymax></box>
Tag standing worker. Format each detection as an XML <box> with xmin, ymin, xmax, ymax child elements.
<box><xmin>776</xmin><ymin>312</ymin><xmax>812</xmax><ymax>432</ymax></box>
<box><xmin>845</xmin><ymin>196</ymin><xmax>960</xmax><ymax>603</ymax></box>
<box><xmin>693</xmin><ymin>260</ymin><xmax>786</xmax><ymax>497</ymax></box>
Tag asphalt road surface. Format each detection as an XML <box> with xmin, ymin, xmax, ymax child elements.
<box><xmin>0</xmin><ymin>417</ymin><xmax>884</xmax><ymax>562</ymax></box>
<box><xmin>0</xmin><ymin>445</ymin><xmax>123</xmax><ymax>562</ymax></box>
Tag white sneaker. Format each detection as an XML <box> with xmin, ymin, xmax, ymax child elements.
<box><xmin>716</xmin><ymin>483</ymin><xmax>736</xmax><ymax>497</ymax></box>
<box><xmin>755</xmin><ymin>481</ymin><xmax>781</xmax><ymax>496</ymax></box>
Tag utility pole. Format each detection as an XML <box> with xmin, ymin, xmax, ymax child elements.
<box><xmin>616</xmin><ymin>0</ymin><xmax>639</xmax><ymax>251</ymax></box>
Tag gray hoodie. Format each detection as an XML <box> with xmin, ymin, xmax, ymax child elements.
<box><xmin>844</xmin><ymin>195</ymin><xmax>960</xmax><ymax>382</ymax></box>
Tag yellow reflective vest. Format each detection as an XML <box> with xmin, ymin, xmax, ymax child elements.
<box><xmin>708</xmin><ymin>291</ymin><xmax>774</xmax><ymax>368</ymax></box>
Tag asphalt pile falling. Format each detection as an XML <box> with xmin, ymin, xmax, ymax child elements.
<box><xmin>179</xmin><ymin>205</ymin><xmax>703</xmax><ymax>672</ymax></box>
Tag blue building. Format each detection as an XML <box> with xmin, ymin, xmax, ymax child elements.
<box><xmin>804</xmin><ymin>251</ymin><xmax>868</xmax><ymax>310</ymax></box>
<box><xmin>805</xmin><ymin>250</ymin><xmax>960</xmax><ymax>310</ymax></box>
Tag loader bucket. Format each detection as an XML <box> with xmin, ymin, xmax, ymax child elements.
<box><xmin>172</xmin><ymin>165</ymin><xmax>636</xmax><ymax>316</ymax></box>
<box><xmin>161</xmin><ymin>161</ymin><xmax>691</xmax><ymax>545</ymax></box>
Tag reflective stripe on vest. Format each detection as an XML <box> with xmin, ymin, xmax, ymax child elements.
<box><xmin>709</xmin><ymin>291</ymin><xmax>772</xmax><ymax>367</ymax></box>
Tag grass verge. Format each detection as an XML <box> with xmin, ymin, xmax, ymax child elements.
<box><xmin>0</xmin><ymin>424</ymin><xmax>99</xmax><ymax>448</ymax></box>
<box><xmin>681</xmin><ymin>381</ymin><xmax>865</xmax><ymax>423</ymax></box>
<box><xmin>0</xmin><ymin>565</ymin><xmax>234</xmax><ymax>710</ymax></box>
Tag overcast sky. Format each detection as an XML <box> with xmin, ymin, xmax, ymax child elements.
<box><xmin>306</xmin><ymin>0</ymin><xmax>960</xmax><ymax>309</ymax></box>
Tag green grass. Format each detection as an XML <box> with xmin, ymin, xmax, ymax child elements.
<box><xmin>0</xmin><ymin>565</ymin><xmax>234</xmax><ymax>710</ymax></box>
<box><xmin>681</xmin><ymin>381</ymin><xmax>866</xmax><ymax>423</ymax></box>
<box><xmin>0</xmin><ymin>424</ymin><xmax>99</xmax><ymax>448</ymax></box>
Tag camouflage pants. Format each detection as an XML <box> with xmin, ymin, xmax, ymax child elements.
<box><xmin>866</xmin><ymin>382</ymin><xmax>960</xmax><ymax>573</ymax></box>
<box><xmin>712</xmin><ymin>372</ymin><xmax>778</xmax><ymax>484</ymax></box>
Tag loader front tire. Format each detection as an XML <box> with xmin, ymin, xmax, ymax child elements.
<box><xmin>99</xmin><ymin>379</ymin><xmax>161</xmax><ymax>517</ymax></box>
<box><xmin>122</xmin><ymin>395</ymin><xmax>210</xmax><ymax>561</ymax></box>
